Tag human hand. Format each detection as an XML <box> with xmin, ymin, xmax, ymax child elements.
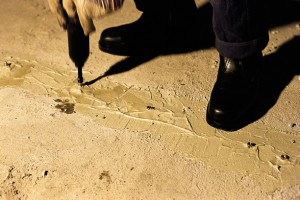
<box><xmin>48</xmin><ymin>0</ymin><xmax>124</xmax><ymax>35</ymax></box>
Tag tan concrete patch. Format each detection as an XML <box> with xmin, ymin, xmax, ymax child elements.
<box><xmin>1</xmin><ymin>56</ymin><xmax>299</xmax><ymax>194</ymax></box>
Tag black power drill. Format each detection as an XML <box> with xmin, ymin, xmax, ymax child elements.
<box><xmin>67</xmin><ymin>14</ymin><xmax>89</xmax><ymax>85</ymax></box>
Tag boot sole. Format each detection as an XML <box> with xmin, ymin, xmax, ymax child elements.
<box><xmin>99</xmin><ymin>44</ymin><xmax>133</xmax><ymax>56</ymax></box>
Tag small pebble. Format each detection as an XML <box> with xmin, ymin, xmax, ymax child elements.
<box><xmin>4</xmin><ymin>61</ymin><xmax>12</xmax><ymax>67</ymax></box>
<box><xmin>44</xmin><ymin>170</ymin><xmax>48</xmax><ymax>176</ymax></box>
<box><xmin>247</xmin><ymin>142</ymin><xmax>256</xmax><ymax>148</ymax></box>
<box><xmin>147</xmin><ymin>105</ymin><xmax>155</xmax><ymax>110</ymax></box>
<box><xmin>280</xmin><ymin>154</ymin><xmax>290</xmax><ymax>160</ymax></box>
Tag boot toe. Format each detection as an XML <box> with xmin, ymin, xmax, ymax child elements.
<box><xmin>99</xmin><ymin>28</ymin><xmax>128</xmax><ymax>55</ymax></box>
<box><xmin>206</xmin><ymin>104</ymin><xmax>238</xmax><ymax>131</ymax></box>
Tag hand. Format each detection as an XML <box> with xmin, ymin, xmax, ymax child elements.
<box><xmin>48</xmin><ymin>0</ymin><xmax>124</xmax><ymax>35</ymax></box>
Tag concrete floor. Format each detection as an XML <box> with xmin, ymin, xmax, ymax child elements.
<box><xmin>0</xmin><ymin>0</ymin><xmax>300</xmax><ymax>199</ymax></box>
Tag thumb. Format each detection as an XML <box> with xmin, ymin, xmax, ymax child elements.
<box><xmin>48</xmin><ymin>0</ymin><xmax>68</xmax><ymax>29</ymax></box>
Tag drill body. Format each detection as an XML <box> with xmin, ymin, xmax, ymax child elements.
<box><xmin>67</xmin><ymin>15</ymin><xmax>89</xmax><ymax>84</ymax></box>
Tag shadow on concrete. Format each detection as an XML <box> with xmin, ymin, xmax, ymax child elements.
<box><xmin>84</xmin><ymin>2</ymin><xmax>300</xmax><ymax>131</ymax></box>
<box><xmin>267</xmin><ymin>0</ymin><xmax>300</xmax><ymax>29</ymax></box>
<box><xmin>85</xmin><ymin>1</ymin><xmax>300</xmax><ymax>85</ymax></box>
<box><xmin>82</xmin><ymin>1</ymin><xmax>300</xmax><ymax>131</ymax></box>
<box><xmin>82</xmin><ymin>53</ymin><xmax>158</xmax><ymax>86</ymax></box>
<box><xmin>241</xmin><ymin>36</ymin><xmax>300</xmax><ymax>129</ymax></box>
<box><xmin>83</xmin><ymin>3</ymin><xmax>214</xmax><ymax>85</ymax></box>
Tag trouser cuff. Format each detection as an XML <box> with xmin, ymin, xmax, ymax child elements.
<box><xmin>215</xmin><ymin>34</ymin><xmax>269</xmax><ymax>59</ymax></box>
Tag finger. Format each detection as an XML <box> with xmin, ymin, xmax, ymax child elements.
<box><xmin>82</xmin><ymin>1</ymin><xmax>117</xmax><ymax>19</ymax></box>
<box><xmin>48</xmin><ymin>0</ymin><xmax>67</xmax><ymax>29</ymax></box>
<box><xmin>62</xmin><ymin>0</ymin><xmax>76</xmax><ymax>18</ymax></box>
<box><xmin>77</xmin><ymin>7</ymin><xmax>96</xmax><ymax>35</ymax></box>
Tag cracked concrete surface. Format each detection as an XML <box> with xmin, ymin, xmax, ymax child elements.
<box><xmin>0</xmin><ymin>0</ymin><xmax>300</xmax><ymax>199</ymax></box>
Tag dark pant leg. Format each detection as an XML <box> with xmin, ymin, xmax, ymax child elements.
<box><xmin>133</xmin><ymin>0</ymin><xmax>197</xmax><ymax>14</ymax></box>
<box><xmin>209</xmin><ymin>0</ymin><xmax>269</xmax><ymax>59</ymax></box>
<box><xmin>133</xmin><ymin>0</ymin><xmax>198</xmax><ymax>30</ymax></box>
<box><xmin>133</xmin><ymin>0</ymin><xmax>169</xmax><ymax>12</ymax></box>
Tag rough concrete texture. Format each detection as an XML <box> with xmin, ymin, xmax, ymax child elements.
<box><xmin>0</xmin><ymin>0</ymin><xmax>300</xmax><ymax>199</ymax></box>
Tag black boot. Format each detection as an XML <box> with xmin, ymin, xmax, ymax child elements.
<box><xmin>99</xmin><ymin>0</ymin><xmax>199</xmax><ymax>56</ymax></box>
<box><xmin>206</xmin><ymin>53</ymin><xmax>263</xmax><ymax>131</ymax></box>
